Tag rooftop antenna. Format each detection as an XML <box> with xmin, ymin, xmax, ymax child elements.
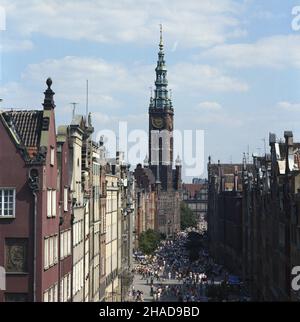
<box><xmin>159</xmin><ymin>23</ymin><xmax>163</xmax><ymax>51</ymax></box>
<box><xmin>247</xmin><ymin>144</ymin><xmax>250</xmax><ymax>164</ymax></box>
<box><xmin>70</xmin><ymin>102</ymin><xmax>78</xmax><ymax>119</ymax></box>
<box><xmin>86</xmin><ymin>80</ymin><xmax>89</xmax><ymax>120</ymax></box>
<box><xmin>262</xmin><ymin>138</ymin><xmax>266</xmax><ymax>155</ymax></box>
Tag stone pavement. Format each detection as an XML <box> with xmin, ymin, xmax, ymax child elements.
<box><xmin>131</xmin><ymin>272</ymin><xmax>182</xmax><ymax>302</ymax></box>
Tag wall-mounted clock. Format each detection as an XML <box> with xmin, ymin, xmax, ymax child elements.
<box><xmin>152</xmin><ymin>117</ymin><xmax>164</xmax><ymax>129</ymax></box>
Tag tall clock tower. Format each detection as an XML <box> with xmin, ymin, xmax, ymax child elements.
<box><xmin>149</xmin><ymin>25</ymin><xmax>174</xmax><ymax>191</ymax></box>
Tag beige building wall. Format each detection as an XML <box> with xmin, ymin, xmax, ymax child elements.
<box><xmin>105</xmin><ymin>175</ymin><xmax>120</xmax><ymax>301</ymax></box>
<box><xmin>70</xmin><ymin>129</ymin><xmax>85</xmax><ymax>302</ymax></box>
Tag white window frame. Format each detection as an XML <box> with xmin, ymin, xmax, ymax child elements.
<box><xmin>0</xmin><ymin>188</ymin><xmax>16</xmax><ymax>218</ymax></box>
<box><xmin>64</xmin><ymin>275</ymin><xmax>68</xmax><ymax>302</ymax></box>
<box><xmin>43</xmin><ymin>290</ymin><xmax>48</xmax><ymax>302</ymax></box>
<box><xmin>67</xmin><ymin>230</ymin><xmax>71</xmax><ymax>255</ymax></box>
<box><xmin>64</xmin><ymin>231</ymin><xmax>67</xmax><ymax>259</ymax></box>
<box><xmin>60</xmin><ymin>233</ymin><xmax>64</xmax><ymax>259</ymax></box>
<box><xmin>47</xmin><ymin>189</ymin><xmax>52</xmax><ymax>218</ymax></box>
<box><xmin>53</xmin><ymin>283</ymin><xmax>58</xmax><ymax>302</ymax></box>
<box><xmin>67</xmin><ymin>273</ymin><xmax>71</xmax><ymax>300</ymax></box>
<box><xmin>60</xmin><ymin>277</ymin><xmax>64</xmax><ymax>302</ymax></box>
<box><xmin>54</xmin><ymin>235</ymin><xmax>58</xmax><ymax>264</ymax></box>
<box><xmin>51</xmin><ymin>190</ymin><xmax>56</xmax><ymax>217</ymax></box>
<box><xmin>44</xmin><ymin>238</ymin><xmax>49</xmax><ymax>269</ymax></box>
<box><xmin>64</xmin><ymin>187</ymin><xmax>68</xmax><ymax>212</ymax></box>
<box><xmin>49</xmin><ymin>237</ymin><xmax>53</xmax><ymax>266</ymax></box>
<box><xmin>50</xmin><ymin>147</ymin><xmax>55</xmax><ymax>166</ymax></box>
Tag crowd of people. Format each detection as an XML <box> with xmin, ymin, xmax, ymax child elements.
<box><xmin>130</xmin><ymin>230</ymin><xmax>249</xmax><ymax>302</ymax></box>
<box><xmin>130</xmin><ymin>231</ymin><xmax>220</xmax><ymax>302</ymax></box>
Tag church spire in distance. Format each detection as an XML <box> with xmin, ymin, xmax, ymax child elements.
<box><xmin>150</xmin><ymin>24</ymin><xmax>173</xmax><ymax>110</ymax></box>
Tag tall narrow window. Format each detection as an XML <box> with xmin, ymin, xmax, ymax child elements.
<box><xmin>47</xmin><ymin>190</ymin><xmax>52</xmax><ymax>218</ymax></box>
<box><xmin>50</xmin><ymin>147</ymin><xmax>55</xmax><ymax>166</ymax></box>
<box><xmin>64</xmin><ymin>187</ymin><xmax>68</xmax><ymax>212</ymax></box>
<box><xmin>44</xmin><ymin>238</ymin><xmax>49</xmax><ymax>269</ymax></box>
<box><xmin>52</xmin><ymin>190</ymin><xmax>56</xmax><ymax>217</ymax></box>
<box><xmin>54</xmin><ymin>235</ymin><xmax>58</xmax><ymax>264</ymax></box>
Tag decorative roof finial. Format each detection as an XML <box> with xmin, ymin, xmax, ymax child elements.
<box><xmin>43</xmin><ymin>77</ymin><xmax>55</xmax><ymax>110</ymax></box>
<box><xmin>159</xmin><ymin>24</ymin><xmax>163</xmax><ymax>51</ymax></box>
<box><xmin>46</xmin><ymin>77</ymin><xmax>52</xmax><ymax>89</ymax></box>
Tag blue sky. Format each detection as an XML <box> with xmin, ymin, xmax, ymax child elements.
<box><xmin>1</xmin><ymin>0</ymin><xmax>300</xmax><ymax>181</ymax></box>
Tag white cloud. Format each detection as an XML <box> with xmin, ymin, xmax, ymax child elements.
<box><xmin>0</xmin><ymin>55</ymin><xmax>248</xmax><ymax>136</ymax></box>
<box><xmin>0</xmin><ymin>38</ymin><xmax>33</xmax><ymax>52</ymax></box>
<box><xmin>197</xmin><ymin>101</ymin><xmax>222</xmax><ymax>111</ymax></box>
<box><xmin>1</xmin><ymin>56</ymin><xmax>248</xmax><ymax>112</ymax></box>
<box><xmin>201</xmin><ymin>35</ymin><xmax>300</xmax><ymax>69</ymax></box>
<box><xmin>277</xmin><ymin>101</ymin><xmax>300</xmax><ymax>112</ymax></box>
<box><xmin>199</xmin><ymin>113</ymin><xmax>243</xmax><ymax>127</ymax></box>
<box><xmin>170</xmin><ymin>63</ymin><xmax>248</xmax><ymax>92</ymax></box>
<box><xmin>1</xmin><ymin>0</ymin><xmax>246</xmax><ymax>48</ymax></box>
<box><xmin>21</xmin><ymin>56</ymin><xmax>152</xmax><ymax>108</ymax></box>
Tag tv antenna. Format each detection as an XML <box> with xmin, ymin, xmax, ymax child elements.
<box><xmin>86</xmin><ymin>80</ymin><xmax>89</xmax><ymax>120</ymax></box>
<box><xmin>70</xmin><ymin>102</ymin><xmax>78</xmax><ymax>119</ymax></box>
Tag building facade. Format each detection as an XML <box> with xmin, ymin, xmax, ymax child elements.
<box><xmin>208</xmin><ymin>132</ymin><xmax>300</xmax><ymax>301</ymax></box>
<box><xmin>182</xmin><ymin>181</ymin><xmax>208</xmax><ymax>231</ymax></box>
<box><xmin>0</xmin><ymin>79</ymin><xmax>131</xmax><ymax>302</ymax></box>
<box><xmin>146</xmin><ymin>27</ymin><xmax>182</xmax><ymax>238</ymax></box>
<box><xmin>0</xmin><ymin>79</ymin><xmax>60</xmax><ymax>302</ymax></box>
<box><xmin>242</xmin><ymin>132</ymin><xmax>300</xmax><ymax>301</ymax></box>
<box><xmin>207</xmin><ymin>161</ymin><xmax>244</xmax><ymax>276</ymax></box>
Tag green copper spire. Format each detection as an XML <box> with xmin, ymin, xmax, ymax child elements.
<box><xmin>150</xmin><ymin>24</ymin><xmax>173</xmax><ymax>110</ymax></box>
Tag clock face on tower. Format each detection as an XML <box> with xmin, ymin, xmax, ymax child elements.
<box><xmin>152</xmin><ymin>116</ymin><xmax>164</xmax><ymax>129</ymax></box>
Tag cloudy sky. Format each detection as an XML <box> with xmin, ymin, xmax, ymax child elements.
<box><xmin>0</xmin><ymin>0</ymin><xmax>300</xmax><ymax>180</ymax></box>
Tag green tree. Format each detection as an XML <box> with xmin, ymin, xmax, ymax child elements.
<box><xmin>180</xmin><ymin>202</ymin><xmax>197</xmax><ymax>230</ymax></box>
<box><xmin>139</xmin><ymin>229</ymin><xmax>162</xmax><ymax>255</ymax></box>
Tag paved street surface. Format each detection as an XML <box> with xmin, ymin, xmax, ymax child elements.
<box><xmin>129</xmin><ymin>230</ymin><xmax>249</xmax><ymax>302</ymax></box>
<box><xmin>131</xmin><ymin>271</ymin><xmax>180</xmax><ymax>302</ymax></box>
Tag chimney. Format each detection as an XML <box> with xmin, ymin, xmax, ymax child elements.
<box><xmin>234</xmin><ymin>166</ymin><xmax>238</xmax><ymax>192</ymax></box>
<box><xmin>284</xmin><ymin>131</ymin><xmax>293</xmax><ymax>173</ymax></box>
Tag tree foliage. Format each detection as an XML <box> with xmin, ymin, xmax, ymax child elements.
<box><xmin>180</xmin><ymin>202</ymin><xmax>197</xmax><ymax>230</ymax></box>
<box><xmin>138</xmin><ymin>229</ymin><xmax>162</xmax><ymax>255</ymax></box>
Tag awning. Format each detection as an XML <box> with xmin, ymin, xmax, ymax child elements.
<box><xmin>228</xmin><ymin>275</ymin><xmax>241</xmax><ymax>285</ymax></box>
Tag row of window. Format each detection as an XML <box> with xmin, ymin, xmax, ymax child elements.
<box><xmin>73</xmin><ymin>259</ymin><xmax>84</xmax><ymax>295</ymax></box>
<box><xmin>61</xmin><ymin>273</ymin><xmax>72</xmax><ymax>302</ymax></box>
<box><xmin>0</xmin><ymin>186</ymin><xmax>69</xmax><ymax>219</ymax></box>
<box><xmin>73</xmin><ymin>220</ymin><xmax>84</xmax><ymax>246</ymax></box>
<box><xmin>60</xmin><ymin>229</ymin><xmax>71</xmax><ymax>259</ymax></box>
<box><xmin>43</xmin><ymin>283</ymin><xmax>58</xmax><ymax>302</ymax></box>
<box><xmin>44</xmin><ymin>235</ymin><xmax>58</xmax><ymax>269</ymax></box>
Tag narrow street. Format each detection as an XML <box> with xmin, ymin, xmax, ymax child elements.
<box><xmin>129</xmin><ymin>230</ymin><xmax>249</xmax><ymax>302</ymax></box>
